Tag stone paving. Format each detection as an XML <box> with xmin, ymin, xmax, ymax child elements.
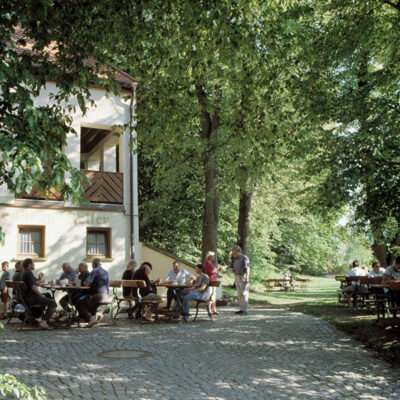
<box><xmin>0</xmin><ymin>307</ymin><xmax>399</xmax><ymax>400</ymax></box>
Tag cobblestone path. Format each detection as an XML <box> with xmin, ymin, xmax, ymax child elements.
<box><xmin>0</xmin><ymin>307</ymin><xmax>399</xmax><ymax>399</ymax></box>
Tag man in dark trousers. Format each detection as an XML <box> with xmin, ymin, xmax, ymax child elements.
<box><xmin>76</xmin><ymin>258</ymin><xmax>109</xmax><ymax>328</ymax></box>
<box><xmin>22</xmin><ymin>258</ymin><xmax>56</xmax><ymax>329</ymax></box>
<box><xmin>231</xmin><ymin>245</ymin><xmax>250</xmax><ymax>315</ymax></box>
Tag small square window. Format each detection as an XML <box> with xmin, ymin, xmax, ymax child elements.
<box><xmin>87</xmin><ymin>228</ymin><xmax>111</xmax><ymax>258</ymax></box>
<box><xmin>18</xmin><ymin>226</ymin><xmax>45</xmax><ymax>258</ymax></box>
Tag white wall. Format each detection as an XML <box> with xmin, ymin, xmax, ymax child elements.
<box><xmin>0</xmin><ymin>206</ymin><xmax>130</xmax><ymax>280</ymax></box>
<box><xmin>0</xmin><ymin>81</ymin><xmax>141</xmax><ymax>267</ymax></box>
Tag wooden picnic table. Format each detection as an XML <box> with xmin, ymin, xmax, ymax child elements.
<box><xmin>151</xmin><ymin>282</ymin><xmax>194</xmax><ymax>289</ymax></box>
<box><xmin>295</xmin><ymin>278</ymin><xmax>310</xmax><ymax>289</ymax></box>
<box><xmin>39</xmin><ymin>283</ymin><xmax>90</xmax><ymax>322</ymax></box>
<box><xmin>261</xmin><ymin>279</ymin><xmax>292</xmax><ymax>292</ymax></box>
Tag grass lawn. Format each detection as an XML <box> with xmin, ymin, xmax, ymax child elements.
<box><xmin>221</xmin><ymin>272</ymin><xmax>400</xmax><ymax>366</ymax></box>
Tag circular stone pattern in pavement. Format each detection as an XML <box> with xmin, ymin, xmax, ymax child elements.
<box><xmin>98</xmin><ymin>349</ymin><xmax>151</xmax><ymax>359</ymax></box>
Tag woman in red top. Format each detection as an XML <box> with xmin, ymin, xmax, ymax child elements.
<box><xmin>203</xmin><ymin>251</ymin><xmax>221</xmax><ymax>315</ymax></box>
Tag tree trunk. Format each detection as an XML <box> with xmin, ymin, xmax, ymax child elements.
<box><xmin>372</xmin><ymin>236</ymin><xmax>387</xmax><ymax>268</ymax></box>
<box><xmin>237</xmin><ymin>183</ymin><xmax>257</xmax><ymax>256</ymax></box>
<box><xmin>388</xmin><ymin>232</ymin><xmax>400</xmax><ymax>266</ymax></box>
<box><xmin>196</xmin><ymin>83</ymin><xmax>220</xmax><ymax>264</ymax></box>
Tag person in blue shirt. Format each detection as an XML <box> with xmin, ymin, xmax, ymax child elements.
<box><xmin>58</xmin><ymin>262</ymin><xmax>76</xmax><ymax>312</ymax></box>
<box><xmin>76</xmin><ymin>258</ymin><xmax>109</xmax><ymax>327</ymax></box>
<box><xmin>58</xmin><ymin>262</ymin><xmax>76</xmax><ymax>283</ymax></box>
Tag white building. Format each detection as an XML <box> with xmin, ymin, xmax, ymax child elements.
<box><xmin>0</xmin><ymin>28</ymin><xmax>197</xmax><ymax>285</ymax></box>
<box><xmin>0</xmin><ymin>83</ymin><xmax>141</xmax><ymax>281</ymax></box>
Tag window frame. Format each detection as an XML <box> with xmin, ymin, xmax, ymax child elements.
<box><xmin>86</xmin><ymin>227</ymin><xmax>112</xmax><ymax>259</ymax></box>
<box><xmin>17</xmin><ymin>225</ymin><xmax>46</xmax><ymax>259</ymax></box>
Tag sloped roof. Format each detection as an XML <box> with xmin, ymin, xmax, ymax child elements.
<box><xmin>9</xmin><ymin>26</ymin><xmax>137</xmax><ymax>89</ymax></box>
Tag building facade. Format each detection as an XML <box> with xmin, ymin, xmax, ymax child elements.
<box><xmin>0</xmin><ymin>79</ymin><xmax>140</xmax><ymax>281</ymax></box>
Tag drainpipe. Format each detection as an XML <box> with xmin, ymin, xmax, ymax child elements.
<box><xmin>129</xmin><ymin>84</ymin><xmax>136</xmax><ymax>259</ymax></box>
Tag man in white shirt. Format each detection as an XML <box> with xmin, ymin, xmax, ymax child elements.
<box><xmin>164</xmin><ymin>261</ymin><xmax>194</xmax><ymax>310</ymax></box>
<box><xmin>344</xmin><ymin>260</ymin><xmax>367</xmax><ymax>307</ymax></box>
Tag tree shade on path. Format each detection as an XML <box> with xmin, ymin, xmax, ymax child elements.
<box><xmin>1</xmin><ymin>308</ymin><xmax>399</xmax><ymax>399</ymax></box>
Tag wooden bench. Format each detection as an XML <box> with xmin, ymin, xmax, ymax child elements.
<box><xmin>192</xmin><ymin>280</ymin><xmax>221</xmax><ymax>322</ymax></box>
<box><xmin>358</xmin><ymin>277</ymin><xmax>384</xmax><ymax>311</ymax></box>
<box><xmin>261</xmin><ymin>279</ymin><xmax>291</xmax><ymax>292</ymax></box>
<box><xmin>295</xmin><ymin>278</ymin><xmax>310</xmax><ymax>289</ymax></box>
<box><xmin>140</xmin><ymin>283</ymin><xmax>162</xmax><ymax>321</ymax></box>
<box><xmin>115</xmin><ymin>280</ymin><xmax>161</xmax><ymax>321</ymax></box>
<box><xmin>335</xmin><ymin>276</ymin><xmax>347</xmax><ymax>289</ymax></box>
<box><xmin>387</xmin><ymin>282</ymin><xmax>400</xmax><ymax>319</ymax></box>
<box><xmin>374</xmin><ymin>281</ymin><xmax>400</xmax><ymax>323</ymax></box>
<box><xmin>110</xmin><ymin>279</ymin><xmax>144</xmax><ymax>320</ymax></box>
<box><xmin>5</xmin><ymin>281</ymin><xmax>44</xmax><ymax>329</ymax></box>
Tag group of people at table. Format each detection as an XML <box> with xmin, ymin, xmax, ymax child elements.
<box><xmin>343</xmin><ymin>257</ymin><xmax>400</xmax><ymax>308</ymax></box>
<box><xmin>0</xmin><ymin>245</ymin><xmax>251</xmax><ymax>328</ymax></box>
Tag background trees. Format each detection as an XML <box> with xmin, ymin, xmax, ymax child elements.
<box><xmin>3</xmin><ymin>1</ymin><xmax>393</xmax><ymax>274</ymax></box>
<box><xmin>293</xmin><ymin>0</ymin><xmax>400</xmax><ymax>267</ymax></box>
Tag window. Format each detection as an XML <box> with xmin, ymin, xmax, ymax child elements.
<box><xmin>18</xmin><ymin>226</ymin><xmax>45</xmax><ymax>258</ymax></box>
<box><xmin>87</xmin><ymin>228</ymin><xmax>111</xmax><ymax>258</ymax></box>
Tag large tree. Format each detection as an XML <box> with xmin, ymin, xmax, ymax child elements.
<box><xmin>115</xmin><ymin>0</ymin><xmax>309</xmax><ymax>261</ymax></box>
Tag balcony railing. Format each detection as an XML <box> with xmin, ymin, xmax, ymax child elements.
<box><xmin>81</xmin><ymin>170</ymin><xmax>123</xmax><ymax>204</ymax></box>
<box><xmin>20</xmin><ymin>187</ymin><xmax>63</xmax><ymax>201</ymax></box>
<box><xmin>20</xmin><ymin>170</ymin><xmax>124</xmax><ymax>205</ymax></box>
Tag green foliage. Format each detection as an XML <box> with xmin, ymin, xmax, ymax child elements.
<box><xmin>0</xmin><ymin>2</ymin><xmax>122</xmax><ymax>205</ymax></box>
<box><xmin>291</xmin><ymin>1</ymin><xmax>400</xmax><ymax>243</ymax></box>
<box><xmin>0</xmin><ymin>323</ymin><xmax>46</xmax><ymax>399</ymax></box>
<box><xmin>0</xmin><ymin>374</ymin><xmax>46</xmax><ymax>400</ymax></box>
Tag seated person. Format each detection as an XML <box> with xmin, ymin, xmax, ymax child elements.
<box><xmin>59</xmin><ymin>263</ymin><xmax>90</xmax><ymax>319</ymax></box>
<box><xmin>121</xmin><ymin>259</ymin><xmax>137</xmax><ymax>298</ymax></box>
<box><xmin>368</xmin><ymin>261</ymin><xmax>385</xmax><ymax>277</ymax></box>
<box><xmin>132</xmin><ymin>262</ymin><xmax>161</xmax><ymax>322</ymax></box>
<box><xmin>0</xmin><ymin>261</ymin><xmax>11</xmax><ymax>319</ymax></box>
<box><xmin>59</xmin><ymin>262</ymin><xmax>78</xmax><ymax>311</ymax></box>
<box><xmin>58</xmin><ymin>262</ymin><xmax>76</xmax><ymax>283</ymax></box>
<box><xmin>368</xmin><ymin>261</ymin><xmax>385</xmax><ymax>294</ymax></box>
<box><xmin>12</xmin><ymin>261</ymin><xmax>24</xmax><ymax>282</ymax></box>
<box><xmin>176</xmin><ymin>264</ymin><xmax>211</xmax><ymax>321</ymax></box>
<box><xmin>11</xmin><ymin>261</ymin><xmax>24</xmax><ymax>309</ymax></box>
<box><xmin>22</xmin><ymin>258</ymin><xmax>57</xmax><ymax>329</ymax></box>
<box><xmin>76</xmin><ymin>258</ymin><xmax>110</xmax><ymax>327</ymax></box>
<box><xmin>283</xmin><ymin>272</ymin><xmax>290</xmax><ymax>292</ymax></box>
<box><xmin>382</xmin><ymin>256</ymin><xmax>400</xmax><ymax>307</ymax></box>
<box><xmin>76</xmin><ymin>262</ymin><xmax>90</xmax><ymax>285</ymax></box>
<box><xmin>164</xmin><ymin>260</ymin><xmax>193</xmax><ymax>310</ymax></box>
<box><xmin>344</xmin><ymin>260</ymin><xmax>367</xmax><ymax>306</ymax></box>
<box><xmin>290</xmin><ymin>270</ymin><xmax>296</xmax><ymax>292</ymax></box>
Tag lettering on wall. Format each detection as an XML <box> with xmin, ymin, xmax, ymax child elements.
<box><xmin>0</xmin><ymin>211</ymin><xmax>109</xmax><ymax>226</ymax></box>
<box><xmin>74</xmin><ymin>214</ymin><xmax>110</xmax><ymax>225</ymax></box>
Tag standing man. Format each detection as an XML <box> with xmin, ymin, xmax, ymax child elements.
<box><xmin>231</xmin><ymin>245</ymin><xmax>250</xmax><ymax>315</ymax></box>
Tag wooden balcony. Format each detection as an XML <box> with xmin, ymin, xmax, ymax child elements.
<box><xmin>20</xmin><ymin>187</ymin><xmax>63</xmax><ymax>201</ymax></box>
<box><xmin>20</xmin><ymin>170</ymin><xmax>123</xmax><ymax>205</ymax></box>
<box><xmin>81</xmin><ymin>170</ymin><xmax>123</xmax><ymax>204</ymax></box>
